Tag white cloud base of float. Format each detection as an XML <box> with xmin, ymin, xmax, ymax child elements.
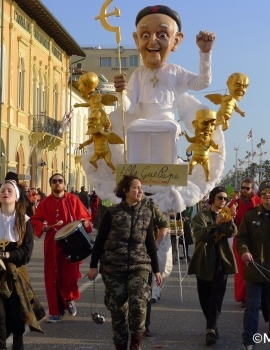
<box><xmin>81</xmin><ymin>93</ymin><xmax>226</xmax><ymax>212</ymax></box>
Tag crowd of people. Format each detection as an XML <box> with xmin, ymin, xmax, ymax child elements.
<box><xmin>1</xmin><ymin>168</ymin><xmax>269</xmax><ymax>350</ymax></box>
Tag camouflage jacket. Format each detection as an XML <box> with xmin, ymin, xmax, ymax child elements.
<box><xmin>140</xmin><ymin>197</ymin><xmax>169</xmax><ymax>239</ymax></box>
<box><xmin>95</xmin><ymin>200</ymin><xmax>157</xmax><ymax>274</ymax></box>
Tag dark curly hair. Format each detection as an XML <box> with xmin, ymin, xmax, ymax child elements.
<box><xmin>114</xmin><ymin>175</ymin><xmax>141</xmax><ymax>200</ymax></box>
<box><xmin>241</xmin><ymin>178</ymin><xmax>254</xmax><ymax>188</ymax></box>
<box><xmin>49</xmin><ymin>173</ymin><xmax>65</xmax><ymax>186</ymax></box>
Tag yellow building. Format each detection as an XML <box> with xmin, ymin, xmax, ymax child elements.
<box><xmin>0</xmin><ymin>0</ymin><xmax>85</xmax><ymax>194</ymax></box>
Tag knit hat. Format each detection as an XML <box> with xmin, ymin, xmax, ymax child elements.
<box><xmin>259</xmin><ymin>180</ymin><xmax>270</xmax><ymax>195</ymax></box>
<box><xmin>5</xmin><ymin>171</ymin><xmax>19</xmax><ymax>183</ymax></box>
<box><xmin>135</xmin><ymin>5</ymin><xmax>181</xmax><ymax>31</ymax></box>
<box><xmin>208</xmin><ymin>186</ymin><xmax>227</xmax><ymax>205</ymax></box>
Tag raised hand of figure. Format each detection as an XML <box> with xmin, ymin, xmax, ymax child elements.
<box><xmin>114</xmin><ymin>73</ymin><xmax>127</xmax><ymax>93</ymax></box>
<box><xmin>196</xmin><ymin>31</ymin><xmax>216</xmax><ymax>53</ymax></box>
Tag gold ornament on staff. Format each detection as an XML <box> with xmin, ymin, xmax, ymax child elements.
<box><xmin>95</xmin><ymin>0</ymin><xmax>127</xmax><ymax>164</ymax></box>
<box><xmin>0</xmin><ymin>239</ymin><xmax>8</xmax><ymax>251</ymax></box>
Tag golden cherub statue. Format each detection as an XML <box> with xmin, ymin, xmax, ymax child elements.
<box><xmin>74</xmin><ymin>72</ymin><xmax>123</xmax><ymax>173</ymax></box>
<box><xmin>182</xmin><ymin>109</ymin><xmax>220</xmax><ymax>181</ymax></box>
<box><xmin>205</xmin><ymin>72</ymin><xmax>249</xmax><ymax>131</ymax></box>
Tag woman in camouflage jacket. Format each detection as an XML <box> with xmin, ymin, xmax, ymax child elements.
<box><xmin>88</xmin><ymin>175</ymin><xmax>161</xmax><ymax>350</ymax></box>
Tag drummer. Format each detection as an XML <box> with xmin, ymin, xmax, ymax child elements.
<box><xmin>30</xmin><ymin>173</ymin><xmax>91</xmax><ymax>323</ymax></box>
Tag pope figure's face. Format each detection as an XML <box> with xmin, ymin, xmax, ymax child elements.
<box><xmin>133</xmin><ymin>13</ymin><xmax>183</xmax><ymax>69</ymax></box>
<box><xmin>227</xmin><ymin>74</ymin><xmax>249</xmax><ymax>101</ymax></box>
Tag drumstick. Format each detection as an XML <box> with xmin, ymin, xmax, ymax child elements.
<box><xmin>48</xmin><ymin>220</ymin><xmax>64</xmax><ymax>229</ymax></box>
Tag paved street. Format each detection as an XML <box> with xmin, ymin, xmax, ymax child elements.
<box><xmin>9</xmin><ymin>236</ymin><xmax>270</xmax><ymax>350</ymax></box>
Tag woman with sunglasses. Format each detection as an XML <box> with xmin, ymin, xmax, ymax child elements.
<box><xmin>0</xmin><ymin>180</ymin><xmax>44</xmax><ymax>349</ymax></box>
<box><xmin>188</xmin><ymin>186</ymin><xmax>237</xmax><ymax>346</ymax></box>
<box><xmin>30</xmin><ymin>173</ymin><xmax>91</xmax><ymax>323</ymax></box>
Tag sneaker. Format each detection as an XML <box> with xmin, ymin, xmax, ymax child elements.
<box><xmin>206</xmin><ymin>333</ymin><xmax>216</xmax><ymax>345</ymax></box>
<box><xmin>46</xmin><ymin>314</ymin><xmax>63</xmax><ymax>323</ymax></box>
<box><xmin>215</xmin><ymin>328</ymin><xmax>219</xmax><ymax>340</ymax></box>
<box><xmin>240</xmin><ymin>301</ymin><xmax>246</xmax><ymax>308</ymax></box>
<box><xmin>244</xmin><ymin>346</ymin><xmax>254</xmax><ymax>350</ymax></box>
<box><xmin>150</xmin><ymin>298</ymin><xmax>157</xmax><ymax>304</ymax></box>
<box><xmin>66</xmin><ymin>300</ymin><xmax>77</xmax><ymax>316</ymax></box>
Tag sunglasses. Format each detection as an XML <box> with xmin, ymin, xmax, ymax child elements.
<box><xmin>241</xmin><ymin>186</ymin><xmax>252</xmax><ymax>191</ymax></box>
<box><xmin>216</xmin><ymin>195</ymin><xmax>228</xmax><ymax>201</ymax></box>
<box><xmin>260</xmin><ymin>189</ymin><xmax>270</xmax><ymax>195</ymax></box>
<box><xmin>51</xmin><ymin>179</ymin><xmax>64</xmax><ymax>184</ymax></box>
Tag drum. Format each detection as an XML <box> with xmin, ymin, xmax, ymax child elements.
<box><xmin>54</xmin><ymin>220</ymin><xmax>94</xmax><ymax>263</ymax></box>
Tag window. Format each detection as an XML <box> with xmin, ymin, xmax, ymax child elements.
<box><xmin>130</xmin><ymin>55</ymin><xmax>138</xmax><ymax>67</ymax></box>
<box><xmin>35</xmin><ymin>72</ymin><xmax>41</xmax><ymax>115</ymax></box>
<box><xmin>18</xmin><ymin>58</ymin><xmax>24</xmax><ymax>110</ymax></box>
<box><xmin>32</xmin><ymin>67</ymin><xmax>37</xmax><ymax>115</ymax></box>
<box><xmin>53</xmin><ymin>83</ymin><xmax>59</xmax><ymax>119</ymax></box>
<box><xmin>115</xmin><ymin>57</ymin><xmax>127</xmax><ymax>67</ymax></box>
<box><xmin>42</xmin><ymin>74</ymin><xmax>48</xmax><ymax>114</ymax></box>
<box><xmin>0</xmin><ymin>45</ymin><xmax>6</xmax><ymax>103</ymax></box>
<box><xmin>100</xmin><ymin>57</ymin><xmax>111</xmax><ymax>67</ymax></box>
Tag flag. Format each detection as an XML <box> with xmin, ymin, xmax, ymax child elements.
<box><xmin>247</xmin><ymin>129</ymin><xmax>252</xmax><ymax>142</ymax></box>
<box><xmin>59</xmin><ymin>110</ymin><xmax>74</xmax><ymax>133</ymax></box>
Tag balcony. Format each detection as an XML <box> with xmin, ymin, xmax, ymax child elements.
<box><xmin>30</xmin><ymin>114</ymin><xmax>63</xmax><ymax>151</ymax></box>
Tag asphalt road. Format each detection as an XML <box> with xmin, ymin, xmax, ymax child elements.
<box><xmin>7</xmin><ymin>235</ymin><xmax>270</xmax><ymax>350</ymax></box>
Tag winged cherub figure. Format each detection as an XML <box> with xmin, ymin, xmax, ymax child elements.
<box><xmin>182</xmin><ymin>109</ymin><xmax>220</xmax><ymax>181</ymax></box>
<box><xmin>205</xmin><ymin>73</ymin><xmax>249</xmax><ymax>131</ymax></box>
<box><xmin>74</xmin><ymin>72</ymin><xmax>123</xmax><ymax>173</ymax></box>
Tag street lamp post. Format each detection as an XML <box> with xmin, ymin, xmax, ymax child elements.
<box><xmin>0</xmin><ymin>0</ymin><xmax>4</xmax><ymax>182</ymax></box>
<box><xmin>68</xmin><ymin>57</ymin><xmax>85</xmax><ymax>191</ymax></box>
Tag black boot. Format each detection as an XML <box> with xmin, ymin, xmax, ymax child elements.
<box><xmin>12</xmin><ymin>334</ymin><xmax>24</xmax><ymax>350</ymax></box>
<box><xmin>130</xmin><ymin>334</ymin><xmax>142</xmax><ymax>350</ymax></box>
<box><xmin>143</xmin><ymin>325</ymin><xmax>151</xmax><ymax>337</ymax></box>
<box><xmin>114</xmin><ymin>344</ymin><xmax>128</xmax><ymax>350</ymax></box>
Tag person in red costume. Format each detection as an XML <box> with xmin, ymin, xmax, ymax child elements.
<box><xmin>31</xmin><ymin>173</ymin><xmax>91</xmax><ymax>323</ymax></box>
<box><xmin>90</xmin><ymin>190</ymin><xmax>100</xmax><ymax>223</ymax></box>
<box><xmin>228</xmin><ymin>178</ymin><xmax>262</xmax><ymax>307</ymax></box>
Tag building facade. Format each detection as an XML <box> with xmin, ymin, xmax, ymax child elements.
<box><xmin>73</xmin><ymin>46</ymin><xmax>142</xmax><ymax>82</ymax></box>
<box><xmin>0</xmin><ymin>0</ymin><xmax>85</xmax><ymax>194</ymax></box>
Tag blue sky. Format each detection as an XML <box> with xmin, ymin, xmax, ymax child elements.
<box><xmin>41</xmin><ymin>0</ymin><xmax>270</xmax><ymax>176</ymax></box>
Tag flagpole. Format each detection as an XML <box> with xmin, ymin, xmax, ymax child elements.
<box><xmin>251</xmin><ymin>128</ymin><xmax>254</xmax><ymax>161</ymax></box>
<box><xmin>68</xmin><ymin>57</ymin><xmax>85</xmax><ymax>191</ymax></box>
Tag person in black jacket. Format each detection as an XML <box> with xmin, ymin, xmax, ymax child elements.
<box><xmin>78</xmin><ymin>186</ymin><xmax>90</xmax><ymax>210</ymax></box>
